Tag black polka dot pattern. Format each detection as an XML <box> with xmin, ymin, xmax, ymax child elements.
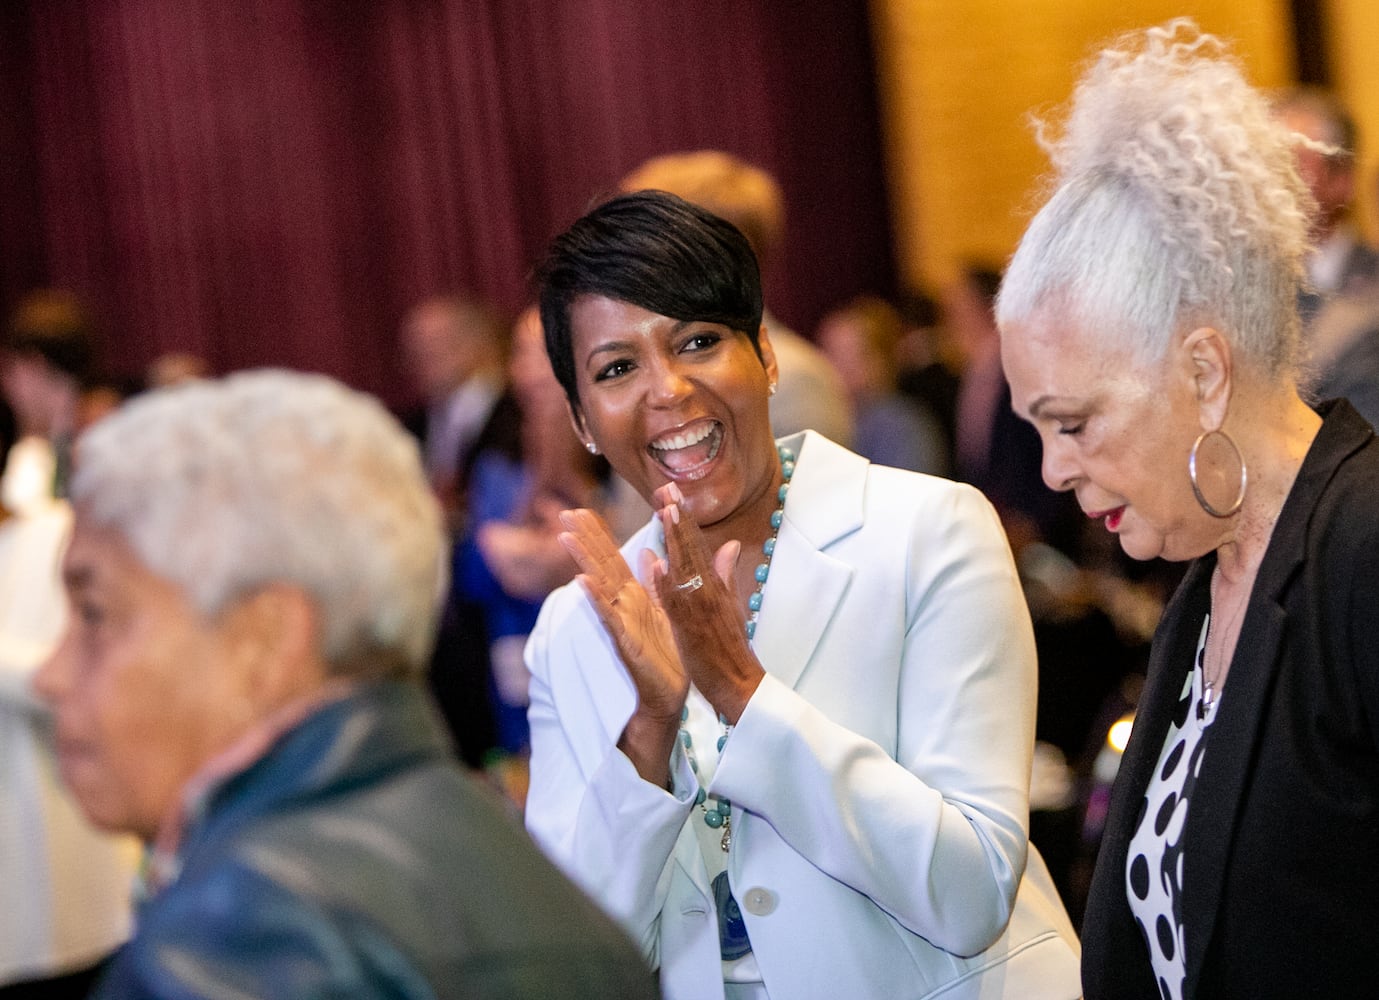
<box><xmin>1130</xmin><ymin>854</ymin><xmax>1149</xmax><ymax>900</ymax></box>
<box><xmin>1154</xmin><ymin>792</ymin><xmax>1178</xmax><ymax>835</ymax></box>
<box><xmin>1157</xmin><ymin>915</ymin><xmax>1175</xmax><ymax>959</ymax></box>
<box><xmin>1125</xmin><ymin>615</ymin><xmax>1219</xmax><ymax>1000</ymax></box>
<box><xmin>1160</xmin><ymin>740</ymin><xmax>1184</xmax><ymax>781</ymax></box>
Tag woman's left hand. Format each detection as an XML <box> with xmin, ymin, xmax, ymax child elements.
<box><xmin>652</xmin><ymin>485</ymin><xmax>766</xmax><ymax>724</ymax></box>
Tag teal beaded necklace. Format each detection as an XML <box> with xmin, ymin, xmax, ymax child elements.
<box><xmin>678</xmin><ymin>444</ymin><xmax>794</xmax><ymax>852</ymax></box>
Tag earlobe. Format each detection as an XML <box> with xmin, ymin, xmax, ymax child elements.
<box><xmin>565</xmin><ymin>400</ymin><xmax>595</xmax><ymax>454</ymax></box>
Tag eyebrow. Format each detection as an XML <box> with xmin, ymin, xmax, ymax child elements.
<box><xmin>1027</xmin><ymin>395</ymin><xmax>1070</xmax><ymax>420</ymax></box>
<box><xmin>583</xmin><ymin>319</ymin><xmax>694</xmax><ymax>361</ymax></box>
<box><xmin>584</xmin><ymin>339</ymin><xmax>636</xmax><ymax>361</ymax></box>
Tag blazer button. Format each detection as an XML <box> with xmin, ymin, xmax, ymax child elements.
<box><xmin>742</xmin><ymin>887</ymin><xmax>777</xmax><ymax>916</ymax></box>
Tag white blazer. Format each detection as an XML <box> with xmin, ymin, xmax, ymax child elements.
<box><xmin>525</xmin><ymin>431</ymin><xmax>1080</xmax><ymax>1000</ymax></box>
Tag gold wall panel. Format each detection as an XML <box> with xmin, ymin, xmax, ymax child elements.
<box><xmin>1324</xmin><ymin>0</ymin><xmax>1379</xmax><ymax>241</ymax></box>
<box><xmin>871</xmin><ymin>0</ymin><xmax>1294</xmax><ymax>293</ymax></box>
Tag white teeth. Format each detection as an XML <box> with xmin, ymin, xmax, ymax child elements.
<box><xmin>651</xmin><ymin>423</ymin><xmax>715</xmax><ymax>451</ymax></box>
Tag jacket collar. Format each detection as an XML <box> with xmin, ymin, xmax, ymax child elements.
<box><xmin>1245</xmin><ymin>399</ymin><xmax>1373</xmax><ymax>608</ymax></box>
<box><xmin>749</xmin><ymin>431</ymin><xmax>865</xmax><ymax>690</ymax></box>
<box><xmin>156</xmin><ymin>681</ymin><xmax>447</xmax><ymax>899</ymax></box>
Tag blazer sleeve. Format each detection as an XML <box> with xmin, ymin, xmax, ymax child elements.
<box><xmin>712</xmin><ymin>480</ymin><xmax>1038</xmax><ymax>956</ymax></box>
<box><xmin>523</xmin><ymin>586</ymin><xmax>697</xmax><ymax>963</ymax></box>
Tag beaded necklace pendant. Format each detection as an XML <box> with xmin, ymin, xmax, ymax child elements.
<box><xmin>675</xmin><ymin>445</ymin><xmax>794</xmax><ymax>964</ymax></box>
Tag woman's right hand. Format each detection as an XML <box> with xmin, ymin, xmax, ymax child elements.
<box><xmin>558</xmin><ymin>507</ymin><xmax>688</xmax><ymax>787</ymax></box>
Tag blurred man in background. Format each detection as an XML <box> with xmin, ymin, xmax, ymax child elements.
<box><xmin>400</xmin><ymin>294</ymin><xmax>521</xmax><ymax>767</ymax></box>
<box><xmin>1275</xmin><ymin>88</ymin><xmax>1379</xmax><ymax>427</ymax></box>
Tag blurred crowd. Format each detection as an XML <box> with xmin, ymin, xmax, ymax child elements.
<box><xmin>7</xmin><ymin>74</ymin><xmax>1379</xmax><ymax>994</ymax></box>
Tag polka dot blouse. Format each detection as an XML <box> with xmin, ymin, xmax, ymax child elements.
<box><xmin>1125</xmin><ymin>616</ymin><xmax>1219</xmax><ymax>1000</ymax></box>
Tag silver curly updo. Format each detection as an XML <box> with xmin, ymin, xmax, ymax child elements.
<box><xmin>997</xmin><ymin>19</ymin><xmax>1315</xmax><ymax>380</ymax></box>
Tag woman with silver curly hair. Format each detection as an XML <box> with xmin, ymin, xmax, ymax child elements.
<box><xmin>998</xmin><ymin>20</ymin><xmax>1379</xmax><ymax>1000</ymax></box>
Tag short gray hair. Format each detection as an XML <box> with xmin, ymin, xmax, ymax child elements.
<box><xmin>71</xmin><ymin>369</ymin><xmax>446</xmax><ymax>676</ymax></box>
<box><xmin>997</xmin><ymin>20</ymin><xmax>1314</xmax><ymax>381</ymax></box>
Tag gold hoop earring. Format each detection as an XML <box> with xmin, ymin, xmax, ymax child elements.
<box><xmin>1188</xmin><ymin>429</ymin><xmax>1246</xmax><ymax>518</ymax></box>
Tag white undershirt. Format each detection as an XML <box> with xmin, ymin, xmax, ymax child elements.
<box><xmin>424</xmin><ymin>374</ymin><xmax>500</xmax><ymax>484</ymax></box>
<box><xmin>1125</xmin><ymin>616</ymin><xmax>1219</xmax><ymax>1000</ymax></box>
<box><xmin>681</xmin><ymin>687</ymin><xmax>766</xmax><ymax>994</ymax></box>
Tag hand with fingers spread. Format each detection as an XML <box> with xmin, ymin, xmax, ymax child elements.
<box><xmin>651</xmin><ymin>483</ymin><xmax>765</xmax><ymax>724</ymax></box>
<box><xmin>557</xmin><ymin>506</ymin><xmax>687</xmax><ymax>785</ymax></box>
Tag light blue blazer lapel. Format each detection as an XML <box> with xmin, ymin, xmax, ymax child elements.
<box><xmin>752</xmin><ymin>432</ymin><xmax>863</xmax><ymax>690</ymax></box>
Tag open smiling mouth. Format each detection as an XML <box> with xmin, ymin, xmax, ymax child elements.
<box><xmin>648</xmin><ymin>421</ymin><xmax>723</xmax><ymax>480</ymax></box>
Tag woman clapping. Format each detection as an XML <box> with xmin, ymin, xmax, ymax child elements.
<box><xmin>524</xmin><ymin>191</ymin><xmax>1079</xmax><ymax>1000</ymax></box>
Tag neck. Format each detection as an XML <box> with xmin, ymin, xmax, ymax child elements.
<box><xmin>1214</xmin><ymin>388</ymin><xmax>1320</xmax><ymax>585</ymax></box>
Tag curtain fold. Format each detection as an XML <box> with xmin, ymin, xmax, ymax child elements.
<box><xmin>6</xmin><ymin>0</ymin><xmax>894</xmax><ymax>406</ymax></box>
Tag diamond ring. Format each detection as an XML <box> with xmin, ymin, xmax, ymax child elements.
<box><xmin>675</xmin><ymin>574</ymin><xmax>704</xmax><ymax>593</ymax></box>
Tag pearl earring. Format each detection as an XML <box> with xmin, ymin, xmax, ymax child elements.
<box><xmin>768</xmin><ymin>382</ymin><xmax>778</xmax><ymax>397</ymax></box>
<box><xmin>585</xmin><ymin>441</ymin><xmax>598</xmax><ymax>455</ymax></box>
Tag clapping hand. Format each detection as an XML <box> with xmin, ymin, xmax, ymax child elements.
<box><xmin>651</xmin><ymin>483</ymin><xmax>765</xmax><ymax>725</ymax></box>
<box><xmin>558</xmin><ymin>506</ymin><xmax>687</xmax><ymax>786</ymax></box>
<box><xmin>558</xmin><ymin>489</ymin><xmax>768</xmax><ymax>784</ymax></box>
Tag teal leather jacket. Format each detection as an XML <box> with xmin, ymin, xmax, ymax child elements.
<box><xmin>92</xmin><ymin>681</ymin><xmax>658</xmax><ymax>999</ymax></box>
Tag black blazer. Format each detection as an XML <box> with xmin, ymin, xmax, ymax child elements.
<box><xmin>1082</xmin><ymin>400</ymin><xmax>1379</xmax><ymax>999</ymax></box>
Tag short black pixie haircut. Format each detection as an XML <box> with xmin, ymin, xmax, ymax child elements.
<box><xmin>536</xmin><ymin>190</ymin><xmax>765</xmax><ymax>412</ymax></box>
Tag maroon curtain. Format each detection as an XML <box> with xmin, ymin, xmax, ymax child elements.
<box><xmin>1</xmin><ymin>0</ymin><xmax>894</xmax><ymax>407</ymax></box>
<box><xmin>0</xmin><ymin>3</ymin><xmax>48</xmax><ymax>306</ymax></box>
